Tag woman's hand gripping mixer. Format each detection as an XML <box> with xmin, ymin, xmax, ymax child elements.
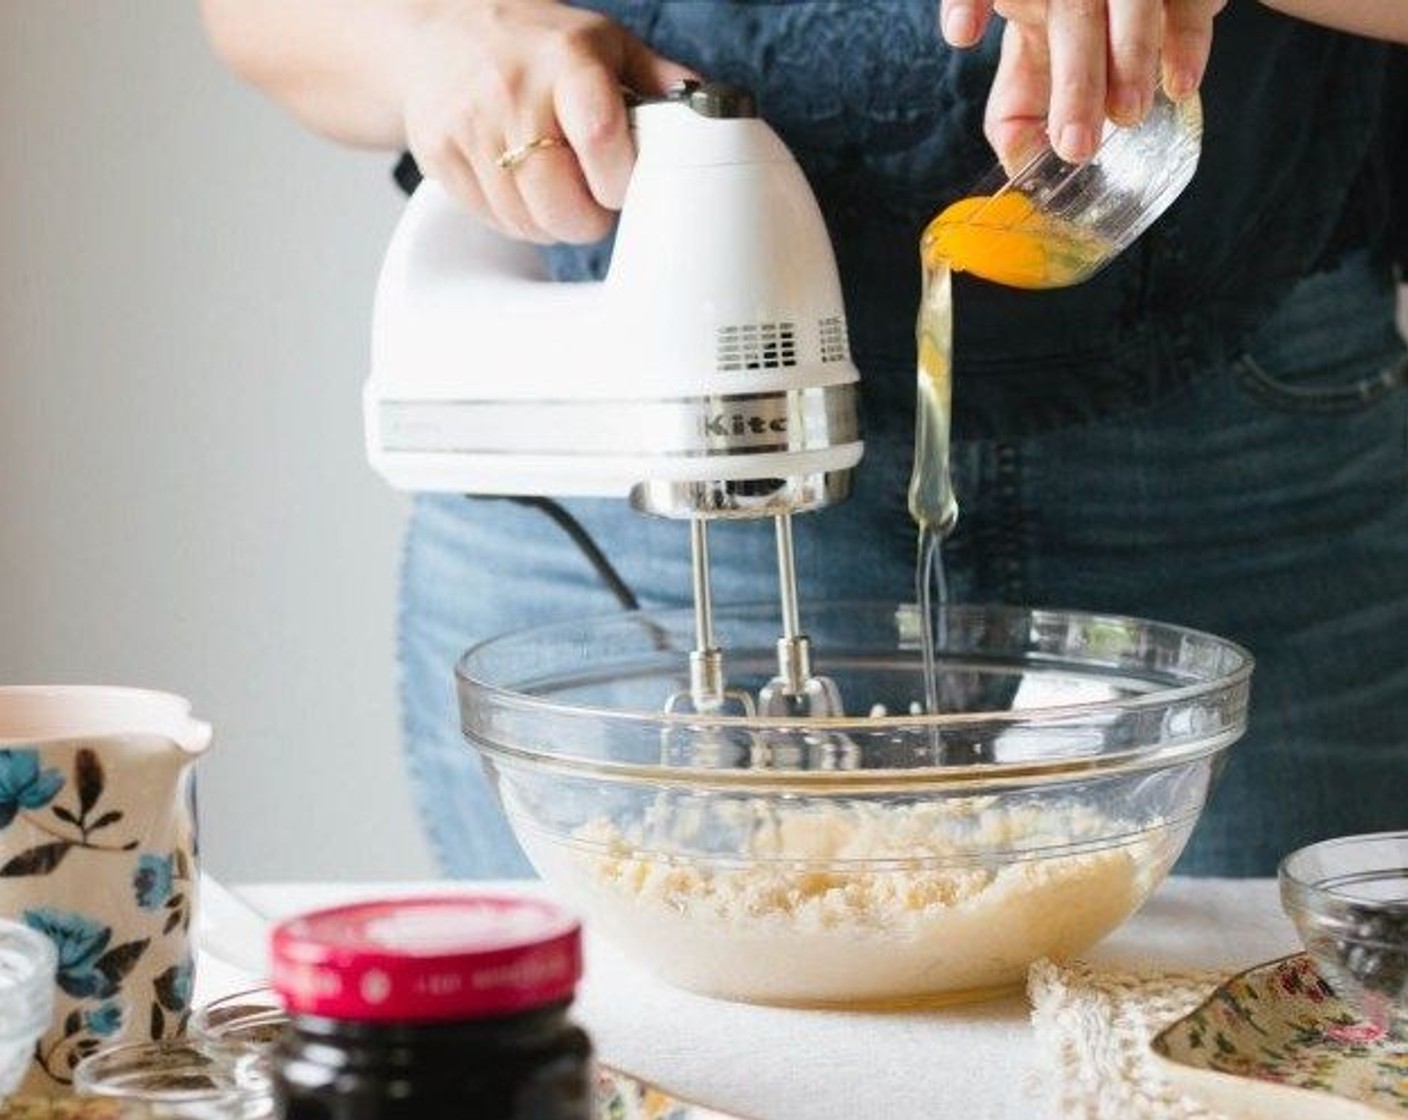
<box><xmin>364</xmin><ymin>81</ymin><xmax>860</xmax><ymax>721</ymax></box>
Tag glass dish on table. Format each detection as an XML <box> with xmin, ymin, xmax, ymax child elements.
<box><xmin>1281</xmin><ymin>831</ymin><xmax>1408</xmax><ymax>1040</ymax></box>
<box><xmin>0</xmin><ymin>919</ymin><xmax>56</xmax><ymax>1099</ymax></box>
<box><xmin>72</xmin><ymin>1041</ymin><xmax>270</xmax><ymax>1120</ymax></box>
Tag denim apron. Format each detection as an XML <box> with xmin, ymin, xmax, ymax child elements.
<box><xmin>398</xmin><ymin>2</ymin><xmax>1408</xmax><ymax>877</ymax></box>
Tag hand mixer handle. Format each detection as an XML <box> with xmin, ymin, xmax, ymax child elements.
<box><xmin>374</xmin><ymin>178</ymin><xmax>562</xmax><ymax>314</ymax></box>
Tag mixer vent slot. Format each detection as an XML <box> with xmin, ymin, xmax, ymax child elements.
<box><xmin>716</xmin><ymin>321</ymin><xmax>798</xmax><ymax>372</ymax></box>
<box><xmin>818</xmin><ymin>315</ymin><xmax>849</xmax><ymax>364</ymax></box>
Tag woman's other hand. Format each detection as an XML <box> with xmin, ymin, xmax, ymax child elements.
<box><xmin>401</xmin><ymin>1</ymin><xmax>696</xmax><ymax>243</ymax></box>
<box><xmin>938</xmin><ymin>0</ymin><xmax>1225</xmax><ymax>166</ymax></box>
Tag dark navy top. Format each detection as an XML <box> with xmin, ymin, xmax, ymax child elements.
<box><xmin>538</xmin><ymin>2</ymin><xmax>1402</xmax><ymax>441</ymax></box>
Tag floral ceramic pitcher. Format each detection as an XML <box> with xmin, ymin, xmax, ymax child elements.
<box><xmin>0</xmin><ymin>686</ymin><xmax>210</xmax><ymax>1093</ymax></box>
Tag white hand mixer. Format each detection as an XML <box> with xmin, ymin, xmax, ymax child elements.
<box><xmin>365</xmin><ymin>82</ymin><xmax>860</xmax><ymax>717</ymax></box>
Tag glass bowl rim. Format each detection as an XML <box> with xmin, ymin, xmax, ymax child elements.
<box><xmin>1278</xmin><ymin>830</ymin><xmax>1408</xmax><ymax>921</ymax></box>
<box><xmin>457</xmin><ymin>599</ymin><xmax>1253</xmax><ymax>730</ymax></box>
<box><xmin>457</xmin><ymin>600</ymin><xmax>1253</xmax><ymax>787</ymax></box>
<box><xmin>72</xmin><ymin>1039</ymin><xmax>266</xmax><ymax>1104</ymax></box>
<box><xmin>189</xmin><ymin>986</ymin><xmax>285</xmax><ymax>1048</ymax></box>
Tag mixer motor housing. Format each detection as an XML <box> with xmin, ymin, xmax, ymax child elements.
<box><xmin>364</xmin><ymin>81</ymin><xmax>863</xmax><ymax>521</ymax></box>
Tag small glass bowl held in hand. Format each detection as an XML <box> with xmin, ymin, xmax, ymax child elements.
<box><xmin>73</xmin><ymin>1041</ymin><xmax>272</xmax><ymax>1120</ymax></box>
<box><xmin>929</xmin><ymin>87</ymin><xmax>1203</xmax><ymax>290</ymax></box>
<box><xmin>1280</xmin><ymin>831</ymin><xmax>1408</xmax><ymax>1040</ymax></box>
<box><xmin>0</xmin><ymin>918</ymin><xmax>57</xmax><ymax>1098</ymax></box>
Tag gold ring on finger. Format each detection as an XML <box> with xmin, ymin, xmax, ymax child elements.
<box><xmin>495</xmin><ymin>136</ymin><xmax>567</xmax><ymax>172</ymax></box>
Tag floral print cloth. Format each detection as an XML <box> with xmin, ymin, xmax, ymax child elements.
<box><xmin>1153</xmin><ymin>955</ymin><xmax>1407</xmax><ymax>1116</ymax></box>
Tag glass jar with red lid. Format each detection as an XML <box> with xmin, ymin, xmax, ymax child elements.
<box><xmin>269</xmin><ymin>895</ymin><xmax>591</xmax><ymax>1119</ymax></box>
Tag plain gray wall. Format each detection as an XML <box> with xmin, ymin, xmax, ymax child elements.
<box><xmin>1</xmin><ymin>2</ymin><xmax>436</xmax><ymax>881</ymax></box>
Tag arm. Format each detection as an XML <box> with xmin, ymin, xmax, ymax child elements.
<box><xmin>1258</xmin><ymin>0</ymin><xmax>1408</xmax><ymax>44</ymax></box>
<box><xmin>199</xmin><ymin>0</ymin><xmax>412</xmax><ymax>147</ymax></box>
<box><xmin>199</xmin><ymin>0</ymin><xmax>695</xmax><ymax>243</ymax></box>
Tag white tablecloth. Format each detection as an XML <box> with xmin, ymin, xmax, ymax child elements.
<box><xmin>197</xmin><ymin>877</ymin><xmax>1298</xmax><ymax>1120</ymax></box>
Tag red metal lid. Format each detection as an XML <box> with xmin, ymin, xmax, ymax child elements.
<box><xmin>270</xmin><ymin>895</ymin><xmax>582</xmax><ymax>1023</ymax></box>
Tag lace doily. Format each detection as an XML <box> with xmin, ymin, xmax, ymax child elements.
<box><xmin>1028</xmin><ymin>958</ymin><xmax>1231</xmax><ymax>1120</ymax></box>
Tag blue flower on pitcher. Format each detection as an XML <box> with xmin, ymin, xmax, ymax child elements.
<box><xmin>133</xmin><ymin>853</ymin><xmax>175</xmax><ymax>910</ymax></box>
<box><xmin>23</xmin><ymin>907</ymin><xmax>116</xmax><ymax>999</ymax></box>
<box><xmin>0</xmin><ymin>749</ymin><xmax>65</xmax><ymax>828</ymax></box>
<box><xmin>85</xmin><ymin>1000</ymin><xmax>124</xmax><ymax>1037</ymax></box>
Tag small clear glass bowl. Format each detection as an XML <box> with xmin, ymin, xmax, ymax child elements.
<box><xmin>188</xmin><ymin>988</ymin><xmax>287</xmax><ymax>1063</ymax></box>
<box><xmin>936</xmin><ymin>87</ymin><xmax>1203</xmax><ymax>289</ymax></box>
<box><xmin>1280</xmin><ymin>831</ymin><xmax>1408</xmax><ymax>1039</ymax></box>
<box><xmin>0</xmin><ymin>917</ymin><xmax>57</xmax><ymax>1097</ymax></box>
<box><xmin>73</xmin><ymin>1040</ymin><xmax>272</xmax><ymax>1120</ymax></box>
<box><xmin>457</xmin><ymin>601</ymin><xmax>1252</xmax><ymax>1008</ymax></box>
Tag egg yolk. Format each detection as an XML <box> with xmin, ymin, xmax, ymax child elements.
<box><xmin>923</xmin><ymin>192</ymin><xmax>1110</xmax><ymax>290</ymax></box>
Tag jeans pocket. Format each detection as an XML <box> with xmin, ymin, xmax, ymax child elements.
<box><xmin>1234</xmin><ymin>350</ymin><xmax>1408</xmax><ymax>416</ymax></box>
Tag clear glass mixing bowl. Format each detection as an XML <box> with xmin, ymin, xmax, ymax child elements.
<box><xmin>456</xmin><ymin>602</ymin><xmax>1252</xmax><ymax>1008</ymax></box>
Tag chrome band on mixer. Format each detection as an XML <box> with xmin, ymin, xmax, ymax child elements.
<box><xmin>376</xmin><ymin>384</ymin><xmax>858</xmax><ymax>458</ymax></box>
<box><xmin>629</xmin><ymin>471</ymin><xmax>851</xmax><ymax>518</ymax></box>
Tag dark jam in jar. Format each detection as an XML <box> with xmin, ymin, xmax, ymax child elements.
<box><xmin>269</xmin><ymin>895</ymin><xmax>592</xmax><ymax>1120</ymax></box>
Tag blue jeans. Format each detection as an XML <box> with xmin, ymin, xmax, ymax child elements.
<box><xmin>399</xmin><ymin>252</ymin><xmax>1408</xmax><ymax>878</ymax></box>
